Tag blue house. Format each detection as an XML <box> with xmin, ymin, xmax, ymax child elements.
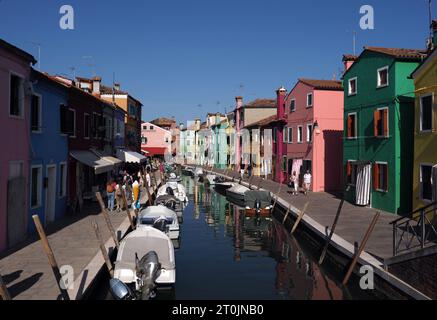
<box><xmin>28</xmin><ymin>70</ymin><xmax>69</xmax><ymax>231</ymax></box>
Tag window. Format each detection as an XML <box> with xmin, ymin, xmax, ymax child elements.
<box><xmin>348</xmin><ymin>77</ymin><xmax>357</xmax><ymax>96</ymax></box>
<box><xmin>105</xmin><ymin>117</ymin><xmax>112</xmax><ymax>140</ymax></box>
<box><xmin>282</xmin><ymin>156</ymin><xmax>287</xmax><ymax>172</ymax></box>
<box><xmin>306</xmin><ymin>124</ymin><xmax>313</xmax><ymax>142</ymax></box>
<box><xmin>10</xmin><ymin>74</ymin><xmax>24</xmax><ymax>117</ymax></box>
<box><xmin>84</xmin><ymin>113</ymin><xmax>90</xmax><ymax>139</ymax></box>
<box><xmin>70</xmin><ymin>109</ymin><xmax>76</xmax><ymax>138</ymax></box>
<box><xmin>346</xmin><ymin>113</ymin><xmax>357</xmax><ymax>138</ymax></box>
<box><xmin>346</xmin><ymin>161</ymin><xmax>357</xmax><ymax>185</ymax></box>
<box><xmin>288</xmin><ymin>127</ymin><xmax>293</xmax><ymax>143</ymax></box>
<box><xmin>165</xmin><ymin>137</ymin><xmax>169</xmax><ymax>143</ymax></box>
<box><xmin>307</xmin><ymin>93</ymin><xmax>313</xmax><ymax>107</ymax></box>
<box><xmin>420</xmin><ymin>94</ymin><xmax>433</xmax><ymax>132</ymax></box>
<box><xmin>143</xmin><ymin>125</ymin><xmax>148</xmax><ymax>130</ymax></box>
<box><xmin>373</xmin><ymin>162</ymin><xmax>388</xmax><ymax>192</ymax></box>
<box><xmin>31</xmin><ymin>166</ymin><xmax>42</xmax><ymax>208</ymax></box>
<box><xmin>150</xmin><ymin>125</ymin><xmax>154</xmax><ymax>130</ymax></box>
<box><xmin>420</xmin><ymin>164</ymin><xmax>433</xmax><ymax>201</ymax></box>
<box><xmin>60</xmin><ymin>104</ymin><xmax>74</xmax><ymax>135</ymax></box>
<box><xmin>377</xmin><ymin>66</ymin><xmax>389</xmax><ymax>88</ymax></box>
<box><xmin>290</xmin><ymin>99</ymin><xmax>296</xmax><ymax>112</ymax></box>
<box><xmin>273</xmin><ymin>127</ymin><xmax>277</xmax><ymax>143</ymax></box>
<box><xmin>59</xmin><ymin>163</ymin><xmax>67</xmax><ymax>198</ymax></box>
<box><xmin>93</xmin><ymin>113</ymin><xmax>100</xmax><ymax>138</ymax></box>
<box><xmin>186</xmin><ymin>140</ymin><xmax>191</xmax><ymax>146</ymax></box>
<box><xmin>374</xmin><ymin>108</ymin><xmax>389</xmax><ymax>137</ymax></box>
<box><xmin>297</xmin><ymin>126</ymin><xmax>303</xmax><ymax>143</ymax></box>
<box><xmin>141</xmin><ymin>136</ymin><xmax>147</xmax><ymax>144</ymax></box>
<box><xmin>31</xmin><ymin>94</ymin><xmax>42</xmax><ymax>132</ymax></box>
<box><xmin>283</xmin><ymin>127</ymin><xmax>288</xmax><ymax>143</ymax></box>
<box><xmin>128</xmin><ymin>104</ymin><xmax>136</xmax><ymax>118</ymax></box>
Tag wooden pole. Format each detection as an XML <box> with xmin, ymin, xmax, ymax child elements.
<box><xmin>91</xmin><ymin>220</ymin><xmax>114</xmax><ymax>277</ymax></box>
<box><xmin>121</xmin><ymin>189</ymin><xmax>136</xmax><ymax>230</ymax></box>
<box><xmin>257</xmin><ymin>178</ymin><xmax>263</xmax><ymax>190</ymax></box>
<box><xmin>342</xmin><ymin>212</ymin><xmax>380</xmax><ymax>286</ymax></box>
<box><xmin>95</xmin><ymin>192</ymin><xmax>120</xmax><ymax>249</ymax></box>
<box><xmin>272</xmin><ymin>183</ymin><xmax>284</xmax><ymax>210</ymax></box>
<box><xmin>32</xmin><ymin>215</ymin><xmax>70</xmax><ymax>300</ymax></box>
<box><xmin>291</xmin><ymin>202</ymin><xmax>309</xmax><ymax>235</ymax></box>
<box><xmin>282</xmin><ymin>205</ymin><xmax>291</xmax><ymax>225</ymax></box>
<box><xmin>319</xmin><ymin>199</ymin><xmax>344</xmax><ymax>265</ymax></box>
<box><xmin>0</xmin><ymin>274</ymin><xmax>11</xmax><ymax>300</ymax></box>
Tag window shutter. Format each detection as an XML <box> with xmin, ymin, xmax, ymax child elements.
<box><xmin>383</xmin><ymin>109</ymin><xmax>389</xmax><ymax>137</ymax></box>
<box><xmin>347</xmin><ymin>161</ymin><xmax>352</xmax><ymax>176</ymax></box>
<box><xmin>347</xmin><ymin>115</ymin><xmax>352</xmax><ymax>137</ymax></box>
<box><xmin>60</xmin><ymin>105</ymin><xmax>67</xmax><ymax>133</ymax></box>
<box><xmin>373</xmin><ymin>164</ymin><xmax>379</xmax><ymax>190</ymax></box>
<box><xmin>373</xmin><ymin>110</ymin><xmax>380</xmax><ymax>136</ymax></box>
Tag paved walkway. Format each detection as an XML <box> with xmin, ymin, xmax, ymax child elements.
<box><xmin>201</xmin><ymin>166</ymin><xmax>398</xmax><ymax>261</ymax></box>
<box><xmin>0</xmin><ymin>171</ymin><xmax>163</xmax><ymax>300</ymax></box>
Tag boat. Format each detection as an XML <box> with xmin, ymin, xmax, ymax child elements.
<box><xmin>167</xmin><ymin>172</ymin><xmax>182</xmax><ymax>183</ymax></box>
<box><xmin>137</xmin><ymin>205</ymin><xmax>180</xmax><ymax>240</ymax></box>
<box><xmin>226</xmin><ymin>184</ymin><xmax>251</xmax><ymax>207</ymax></box>
<box><xmin>110</xmin><ymin>226</ymin><xmax>176</xmax><ymax>300</ymax></box>
<box><xmin>194</xmin><ymin>167</ymin><xmax>204</xmax><ymax>176</ymax></box>
<box><xmin>155</xmin><ymin>194</ymin><xmax>184</xmax><ymax>223</ymax></box>
<box><xmin>205</xmin><ymin>174</ymin><xmax>217</xmax><ymax>185</ymax></box>
<box><xmin>157</xmin><ymin>182</ymin><xmax>188</xmax><ymax>203</ymax></box>
<box><xmin>181</xmin><ymin>167</ymin><xmax>195</xmax><ymax>177</ymax></box>
<box><xmin>214</xmin><ymin>181</ymin><xmax>235</xmax><ymax>195</ymax></box>
<box><xmin>244</xmin><ymin>190</ymin><xmax>273</xmax><ymax>218</ymax></box>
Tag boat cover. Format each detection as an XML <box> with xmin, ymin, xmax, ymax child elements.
<box><xmin>244</xmin><ymin>190</ymin><xmax>272</xmax><ymax>209</ymax></box>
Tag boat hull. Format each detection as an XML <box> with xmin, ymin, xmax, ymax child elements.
<box><xmin>245</xmin><ymin>208</ymin><xmax>271</xmax><ymax>218</ymax></box>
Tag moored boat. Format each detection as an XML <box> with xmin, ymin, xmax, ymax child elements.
<box><xmin>137</xmin><ymin>205</ymin><xmax>180</xmax><ymax>240</ymax></box>
<box><xmin>244</xmin><ymin>190</ymin><xmax>273</xmax><ymax>218</ymax></box>
<box><xmin>226</xmin><ymin>184</ymin><xmax>250</xmax><ymax>207</ymax></box>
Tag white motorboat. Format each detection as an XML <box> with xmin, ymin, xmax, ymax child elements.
<box><xmin>194</xmin><ymin>167</ymin><xmax>204</xmax><ymax>176</ymax></box>
<box><xmin>155</xmin><ymin>194</ymin><xmax>184</xmax><ymax>222</ymax></box>
<box><xmin>206</xmin><ymin>174</ymin><xmax>217</xmax><ymax>185</ymax></box>
<box><xmin>157</xmin><ymin>182</ymin><xmax>188</xmax><ymax>203</ymax></box>
<box><xmin>167</xmin><ymin>172</ymin><xmax>182</xmax><ymax>183</ymax></box>
<box><xmin>214</xmin><ymin>181</ymin><xmax>235</xmax><ymax>195</ymax></box>
<box><xmin>226</xmin><ymin>184</ymin><xmax>251</xmax><ymax>207</ymax></box>
<box><xmin>111</xmin><ymin>226</ymin><xmax>176</xmax><ymax>300</ymax></box>
<box><xmin>137</xmin><ymin>205</ymin><xmax>180</xmax><ymax>240</ymax></box>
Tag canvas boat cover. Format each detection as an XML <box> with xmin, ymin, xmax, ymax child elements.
<box><xmin>244</xmin><ymin>190</ymin><xmax>272</xmax><ymax>209</ymax></box>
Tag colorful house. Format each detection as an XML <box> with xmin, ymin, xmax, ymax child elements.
<box><xmin>411</xmin><ymin>27</ymin><xmax>437</xmax><ymax>212</ymax></box>
<box><xmin>141</xmin><ymin>121</ymin><xmax>172</xmax><ymax>158</ymax></box>
<box><xmin>29</xmin><ymin>70</ymin><xmax>69</xmax><ymax>232</ymax></box>
<box><xmin>211</xmin><ymin>115</ymin><xmax>231</xmax><ymax>169</ymax></box>
<box><xmin>285</xmin><ymin>79</ymin><xmax>344</xmax><ymax>192</ymax></box>
<box><xmin>342</xmin><ymin>47</ymin><xmax>426</xmax><ymax>214</ymax></box>
<box><xmin>0</xmin><ymin>39</ymin><xmax>36</xmax><ymax>251</ymax></box>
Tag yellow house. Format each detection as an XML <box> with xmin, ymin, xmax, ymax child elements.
<box><xmin>411</xmin><ymin>46</ymin><xmax>437</xmax><ymax>212</ymax></box>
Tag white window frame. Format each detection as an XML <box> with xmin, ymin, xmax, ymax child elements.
<box><xmin>420</xmin><ymin>163</ymin><xmax>434</xmax><ymax>202</ymax></box>
<box><xmin>306</xmin><ymin>93</ymin><xmax>313</xmax><ymax>108</ymax></box>
<box><xmin>306</xmin><ymin>123</ymin><xmax>313</xmax><ymax>143</ymax></box>
<box><xmin>59</xmin><ymin>162</ymin><xmax>67</xmax><ymax>198</ymax></box>
<box><xmin>288</xmin><ymin>127</ymin><xmax>293</xmax><ymax>143</ymax></box>
<box><xmin>283</xmin><ymin>127</ymin><xmax>288</xmax><ymax>143</ymax></box>
<box><xmin>297</xmin><ymin>125</ymin><xmax>303</xmax><ymax>143</ymax></box>
<box><xmin>377</xmin><ymin>66</ymin><xmax>389</xmax><ymax>88</ymax></box>
<box><xmin>9</xmin><ymin>71</ymin><xmax>25</xmax><ymax>119</ymax></box>
<box><xmin>30</xmin><ymin>165</ymin><xmax>43</xmax><ymax>209</ymax></box>
<box><xmin>290</xmin><ymin>99</ymin><xmax>296</xmax><ymax>112</ymax></box>
<box><xmin>375</xmin><ymin>161</ymin><xmax>389</xmax><ymax>193</ymax></box>
<box><xmin>348</xmin><ymin>77</ymin><xmax>357</xmax><ymax>96</ymax></box>
<box><xmin>83</xmin><ymin>113</ymin><xmax>90</xmax><ymax>139</ymax></box>
<box><xmin>420</xmin><ymin>93</ymin><xmax>433</xmax><ymax>133</ymax></box>
<box><xmin>347</xmin><ymin>112</ymin><xmax>357</xmax><ymax>139</ymax></box>
<box><xmin>69</xmin><ymin>108</ymin><xmax>76</xmax><ymax>138</ymax></box>
<box><xmin>31</xmin><ymin>93</ymin><xmax>43</xmax><ymax>133</ymax></box>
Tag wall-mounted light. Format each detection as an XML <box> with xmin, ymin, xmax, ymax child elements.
<box><xmin>313</xmin><ymin>120</ymin><xmax>321</xmax><ymax>134</ymax></box>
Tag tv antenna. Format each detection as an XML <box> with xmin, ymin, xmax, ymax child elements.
<box><xmin>28</xmin><ymin>42</ymin><xmax>42</xmax><ymax>70</ymax></box>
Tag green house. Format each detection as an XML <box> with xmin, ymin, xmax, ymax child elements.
<box><xmin>342</xmin><ymin>47</ymin><xmax>426</xmax><ymax>215</ymax></box>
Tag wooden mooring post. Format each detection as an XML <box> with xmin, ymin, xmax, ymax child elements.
<box><xmin>319</xmin><ymin>199</ymin><xmax>344</xmax><ymax>265</ymax></box>
<box><xmin>282</xmin><ymin>204</ymin><xmax>292</xmax><ymax>225</ymax></box>
<box><xmin>121</xmin><ymin>189</ymin><xmax>136</xmax><ymax>230</ymax></box>
<box><xmin>291</xmin><ymin>202</ymin><xmax>309</xmax><ymax>235</ymax></box>
<box><xmin>32</xmin><ymin>215</ymin><xmax>70</xmax><ymax>300</ymax></box>
<box><xmin>0</xmin><ymin>274</ymin><xmax>11</xmax><ymax>300</ymax></box>
<box><xmin>272</xmin><ymin>183</ymin><xmax>284</xmax><ymax>211</ymax></box>
<box><xmin>91</xmin><ymin>220</ymin><xmax>114</xmax><ymax>277</ymax></box>
<box><xmin>342</xmin><ymin>211</ymin><xmax>380</xmax><ymax>286</ymax></box>
<box><xmin>96</xmin><ymin>192</ymin><xmax>120</xmax><ymax>249</ymax></box>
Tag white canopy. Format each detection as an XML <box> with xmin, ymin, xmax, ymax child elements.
<box><xmin>116</xmin><ymin>149</ymin><xmax>147</xmax><ymax>163</ymax></box>
<box><xmin>70</xmin><ymin>150</ymin><xmax>115</xmax><ymax>175</ymax></box>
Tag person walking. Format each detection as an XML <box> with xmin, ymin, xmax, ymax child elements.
<box><xmin>240</xmin><ymin>164</ymin><xmax>245</xmax><ymax>179</ymax></box>
<box><xmin>303</xmin><ymin>170</ymin><xmax>312</xmax><ymax>195</ymax></box>
<box><xmin>115</xmin><ymin>181</ymin><xmax>123</xmax><ymax>212</ymax></box>
<box><xmin>106</xmin><ymin>181</ymin><xmax>115</xmax><ymax>212</ymax></box>
<box><xmin>289</xmin><ymin>171</ymin><xmax>299</xmax><ymax>195</ymax></box>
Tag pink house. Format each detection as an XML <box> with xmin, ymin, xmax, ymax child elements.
<box><xmin>0</xmin><ymin>39</ymin><xmax>36</xmax><ymax>252</ymax></box>
<box><xmin>141</xmin><ymin>121</ymin><xmax>172</xmax><ymax>157</ymax></box>
<box><xmin>285</xmin><ymin>79</ymin><xmax>344</xmax><ymax>192</ymax></box>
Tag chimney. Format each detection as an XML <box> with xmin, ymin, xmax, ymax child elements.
<box><xmin>195</xmin><ymin>118</ymin><xmax>201</xmax><ymax>131</ymax></box>
<box><xmin>342</xmin><ymin>55</ymin><xmax>357</xmax><ymax>73</ymax></box>
<box><xmin>429</xmin><ymin>20</ymin><xmax>437</xmax><ymax>50</ymax></box>
<box><xmin>92</xmin><ymin>76</ymin><xmax>101</xmax><ymax>94</ymax></box>
<box><xmin>276</xmin><ymin>86</ymin><xmax>287</xmax><ymax>119</ymax></box>
<box><xmin>235</xmin><ymin>96</ymin><xmax>243</xmax><ymax>110</ymax></box>
<box><xmin>114</xmin><ymin>83</ymin><xmax>121</xmax><ymax>91</ymax></box>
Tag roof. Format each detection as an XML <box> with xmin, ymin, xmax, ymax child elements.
<box><xmin>364</xmin><ymin>46</ymin><xmax>427</xmax><ymax>60</ymax></box>
<box><xmin>244</xmin><ymin>99</ymin><xmax>276</xmax><ymax>108</ymax></box>
<box><xmin>245</xmin><ymin>115</ymin><xmax>278</xmax><ymax>128</ymax></box>
<box><xmin>0</xmin><ymin>38</ymin><xmax>37</xmax><ymax>64</ymax></box>
<box><xmin>298</xmin><ymin>78</ymin><xmax>343</xmax><ymax>91</ymax></box>
<box><xmin>342</xmin><ymin>54</ymin><xmax>358</xmax><ymax>61</ymax></box>
<box><xmin>411</xmin><ymin>45</ymin><xmax>437</xmax><ymax>79</ymax></box>
<box><xmin>150</xmin><ymin>117</ymin><xmax>176</xmax><ymax>126</ymax></box>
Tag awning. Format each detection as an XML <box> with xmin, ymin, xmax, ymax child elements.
<box><xmin>116</xmin><ymin>149</ymin><xmax>147</xmax><ymax>163</ymax></box>
<box><xmin>141</xmin><ymin>147</ymin><xmax>167</xmax><ymax>156</ymax></box>
<box><xmin>70</xmin><ymin>150</ymin><xmax>115</xmax><ymax>175</ymax></box>
<box><xmin>93</xmin><ymin>150</ymin><xmax>123</xmax><ymax>166</ymax></box>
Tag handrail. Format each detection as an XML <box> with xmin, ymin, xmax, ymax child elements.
<box><xmin>390</xmin><ymin>201</ymin><xmax>437</xmax><ymax>225</ymax></box>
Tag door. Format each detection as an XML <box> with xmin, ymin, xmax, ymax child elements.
<box><xmin>45</xmin><ymin>165</ymin><xmax>56</xmax><ymax>224</ymax></box>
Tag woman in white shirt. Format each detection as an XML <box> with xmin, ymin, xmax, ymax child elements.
<box><xmin>303</xmin><ymin>170</ymin><xmax>312</xmax><ymax>195</ymax></box>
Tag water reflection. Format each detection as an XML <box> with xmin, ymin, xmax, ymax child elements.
<box><xmin>183</xmin><ymin>176</ymin><xmax>369</xmax><ymax>300</ymax></box>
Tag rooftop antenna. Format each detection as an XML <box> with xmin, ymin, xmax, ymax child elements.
<box><xmin>29</xmin><ymin>42</ymin><xmax>42</xmax><ymax>70</ymax></box>
<box><xmin>112</xmin><ymin>71</ymin><xmax>116</xmax><ymax>103</ymax></box>
<box><xmin>353</xmin><ymin>30</ymin><xmax>356</xmax><ymax>56</ymax></box>
<box><xmin>429</xmin><ymin>0</ymin><xmax>433</xmax><ymax>42</ymax></box>
<box><xmin>69</xmin><ymin>66</ymin><xmax>76</xmax><ymax>79</ymax></box>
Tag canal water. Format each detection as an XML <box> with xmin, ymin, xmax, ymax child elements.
<box><xmin>92</xmin><ymin>176</ymin><xmax>376</xmax><ymax>300</ymax></box>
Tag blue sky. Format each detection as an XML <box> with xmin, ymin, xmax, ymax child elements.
<box><xmin>0</xmin><ymin>0</ymin><xmax>433</xmax><ymax>124</ymax></box>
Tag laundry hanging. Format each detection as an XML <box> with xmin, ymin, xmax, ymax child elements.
<box><xmin>356</xmin><ymin>163</ymin><xmax>371</xmax><ymax>206</ymax></box>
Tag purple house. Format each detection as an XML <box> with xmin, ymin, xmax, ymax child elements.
<box><xmin>0</xmin><ymin>39</ymin><xmax>36</xmax><ymax>252</ymax></box>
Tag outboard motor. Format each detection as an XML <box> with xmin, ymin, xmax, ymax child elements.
<box><xmin>135</xmin><ymin>251</ymin><xmax>161</xmax><ymax>300</ymax></box>
<box><xmin>109</xmin><ymin>278</ymin><xmax>136</xmax><ymax>300</ymax></box>
<box><xmin>166</xmin><ymin>186</ymin><xmax>175</xmax><ymax>196</ymax></box>
<box><xmin>255</xmin><ymin>199</ymin><xmax>262</xmax><ymax>227</ymax></box>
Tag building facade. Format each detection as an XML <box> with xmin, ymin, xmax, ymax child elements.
<box><xmin>141</xmin><ymin>121</ymin><xmax>172</xmax><ymax>157</ymax></box>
